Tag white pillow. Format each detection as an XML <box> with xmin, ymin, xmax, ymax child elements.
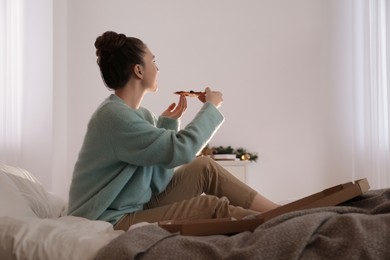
<box><xmin>0</xmin><ymin>171</ymin><xmax>37</xmax><ymax>218</ymax></box>
<box><xmin>0</xmin><ymin>216</ymin><xmax>123</xmax><ymax>260</ymax></box>
<box><xmin>0</xmin><ymin>163</ymin><xmax>67</xmax><ymax>218</ymax></box>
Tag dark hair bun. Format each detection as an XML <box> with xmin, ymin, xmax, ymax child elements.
<box><xmin>94</xmin><ymin>31</ymin><xmax>146</xmax><ymax>89</ymax></box>
<box><xmin>95</xmin><ymin>31</ymin><xmax>127</xmax><ymax>57</ymax></box>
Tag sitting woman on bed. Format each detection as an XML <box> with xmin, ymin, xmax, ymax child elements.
<box><xmin>68</xmin><ymin>31</ymin><xmax>278</xmax><ymax>231</ymax></box>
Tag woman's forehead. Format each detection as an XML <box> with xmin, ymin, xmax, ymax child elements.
<box><xmin>144</xmin><ymin>46</ymin><xmax>154</xmax><ymax>56</ymax></box>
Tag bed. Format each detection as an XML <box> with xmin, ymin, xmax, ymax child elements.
<box><xmin>1</xmin><ymin>162</ymin><xmax>390</xmax><ymax>260</ymax></box>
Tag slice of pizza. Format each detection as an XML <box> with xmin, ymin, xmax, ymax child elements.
<box><xmin>174</xmin><ymin>90</ymin><xmax>205</xmax><ymax>97</ymax></box>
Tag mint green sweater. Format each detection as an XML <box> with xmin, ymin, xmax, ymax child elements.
<box><xmin>68</xmin><ymin>94</ymin><xmax>224</xmax><ymax>224</ymax></box>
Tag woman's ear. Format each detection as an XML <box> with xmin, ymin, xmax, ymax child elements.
<box><xmin>134</xmin><ymin>64</ymin><xmax>143</xmax><ymax>79</ymax></box>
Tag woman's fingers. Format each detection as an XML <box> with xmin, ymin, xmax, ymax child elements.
<box><xmin>161</xmin><ymin>95</ymin><xmax>187</xmax><ymax>119</ymax></box>
<box><xmin>204</xmin><ymin>87</ymin><xmax>223</xmax><ymax>108</ymax></box>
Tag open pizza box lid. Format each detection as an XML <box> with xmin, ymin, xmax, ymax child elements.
<box><xmin>159</xmin><ymin>178</ymin><xmax>370</xmax><ymax>236</ymax></box>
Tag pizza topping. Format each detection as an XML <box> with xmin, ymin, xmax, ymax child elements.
<box><xmin>174</xmin><ymin>90</ymin><xmax>205</xmax><ymax>97</ymax></box>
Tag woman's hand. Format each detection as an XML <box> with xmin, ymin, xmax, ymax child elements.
<box><xmin>199</xmin><ymin>87</ymin><xmax>223</xmax><ymax>108</ymax></box>
<box><xmin>161</xmin><ymin>94</ymin><xmax>187</xmax><ymax>119</ymax></box>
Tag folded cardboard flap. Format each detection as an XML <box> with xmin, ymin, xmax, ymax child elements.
<box><xmin>257</xmin><ymin>178</ymin><xmax>369</xmax><ymax>223</ymax></box>
<box><xmin>159</xmin><ymin>178</ymin><xmax>370</xmax><ymax>236</ymax></box>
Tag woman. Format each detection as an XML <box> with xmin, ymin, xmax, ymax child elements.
<box><xmin>68</xmin><ymin>31</ymin><xmax>278</xmax><ymax>231</ymax></box>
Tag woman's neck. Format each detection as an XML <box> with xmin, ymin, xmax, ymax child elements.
<box><xmin>114</xmin><ymin>83</ymin><xmax>145</xmax><ymax>109</ymax></box>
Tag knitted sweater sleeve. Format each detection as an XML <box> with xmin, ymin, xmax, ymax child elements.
<box><xmin>157</xmin><ymin>116</ymin><xmax>180</xmax><ymax>131</ymax></box>
<box><xmin>102</xmin><ymin>102</ymin><xmax>224</xmax><ymax>169</ymax></box>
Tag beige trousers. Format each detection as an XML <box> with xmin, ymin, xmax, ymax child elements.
<box><xmin>114</xmin><ymin>157</ymin><xmax>258</xmax><ymax>231</ymax></box>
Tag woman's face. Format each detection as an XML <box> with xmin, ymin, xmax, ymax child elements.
<box><xmin>141</xmin><ymin>46</ymin><xmax>159</xmax><ymax>92</ymax></box>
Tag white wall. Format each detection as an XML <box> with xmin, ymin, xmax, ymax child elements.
<box><xmin>52</xmin><ymin>0</ymin><xmax>355</xmax><ymax>202</ymax></box>
<box><xmin>52</xmin><ymin>0</ymin><xmax>69</xmax><ymax>198</ymax></box>
<box><xmin>17</xmin><ymin>0</ymin><xmax>54</xmax><ymax>189</ymax></box>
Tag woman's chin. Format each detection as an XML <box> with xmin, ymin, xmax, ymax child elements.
<box><xmin>147</xmin><ymin>86</ymin><xmax>158</xmax><ymax>93</ymax></box>
<box><xmin>145</xmin><ymin>82</ymin><xmax>157</xmax><ymax>92</ymax></box>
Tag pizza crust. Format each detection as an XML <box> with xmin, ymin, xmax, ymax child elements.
<box><xmin>174</xmin><ymin>90</ymin><xmax>205</xmax><ymax>97</ymax></box>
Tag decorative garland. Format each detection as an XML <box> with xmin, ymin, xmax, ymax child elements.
<box><xmin>201</xmin><ymin>145</ymin><xmax>259</xmax><ymax>162</ymax></box>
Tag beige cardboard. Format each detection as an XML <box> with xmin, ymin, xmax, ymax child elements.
<box><xmin>159</xmin><ymin>178</ymin><xmax>370</xmax><ymax>236</ymax></box>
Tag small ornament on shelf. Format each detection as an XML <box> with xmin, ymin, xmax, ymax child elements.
<box><xmin>235</xmin><ymin>148</ymin><xmax>258</xmax><ymax>162</ymax></box>
<box><xmin>201</xmin><ymin>145</ymin><xmax>258</xmax><ymax>162</ymax></box>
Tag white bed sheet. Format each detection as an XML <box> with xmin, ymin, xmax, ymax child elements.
<box><xmin>0</xmin><ymin>215</ymin><xmax>124</xmax><ymax>260</ymax></box>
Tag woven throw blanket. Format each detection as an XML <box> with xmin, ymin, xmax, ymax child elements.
<box><xmin>95</xmin><ymin>189</ymin><xmax>390</xmax><ymax>260</ymax></box>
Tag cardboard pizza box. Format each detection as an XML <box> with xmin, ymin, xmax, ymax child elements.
<box><xmin>159</xmin><ymin>178</ymin><xmax>370</xmax><ymax>236</ymax></box>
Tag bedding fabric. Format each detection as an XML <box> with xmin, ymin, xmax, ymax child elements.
<box><xmin>0</xmin><ymin>170</ymin><xmax>37</xmax><ymax>218</ymax></box>
<box><xmin>0</xmin><ymin>162</ymin><xmax>124</xmax><ymax>260</ymax></box>
<box><xmin>0</xmin><ymin>216</ymin><xmax>123</xmax><ymax>260</ymax></box>
<box><xmin>95</xmin><ymin>189</ymin><xmax>390</xmax><ymax>260</ymax></box>
<box><xmin>0</xmin><ymin>163</ymin><xmax>67</xmax><ymax>218</ymax></box>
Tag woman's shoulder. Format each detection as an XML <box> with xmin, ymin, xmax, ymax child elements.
<box><xmin>96</xmin><ymin>95</ymin><xmax>130</xmax><ymax>114</ymax></box>
<box><xmin>137</xmin><ymin>106</ymin><xmax>153</xmax><ymax>116</ymax></box>
<box><xmin>94</xmin><ymin>95</ymin><xmax>156</xmax><ymax>123</ymax></box>
<box><xmin>137</xmin><ymin>107</ymin><xmax>157</xmax><ymax>124</ymax></box>
<box><xmin>89</xmin><ymin>95</ymin><xmax>135</xmax><ymax>124</ymax></box>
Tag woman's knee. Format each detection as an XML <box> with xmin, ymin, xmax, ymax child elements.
<box><xmin>192</xmin><ymin>156</ymin><xmax>214</xmax><ymax>167</ymax></box>
<box><xmin>183</xmin><ymin>156</ymin><xmax>212</xmax><ymax>173</ymax></box>
<box><xmin>190</xmin><ymin>156</ymin><xmax>217</xmax><ymax>177</ymax></box>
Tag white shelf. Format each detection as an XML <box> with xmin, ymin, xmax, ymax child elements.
<box><xmin>215</xmin><ymin>160</ymin><xmax>249</xmax><ymax>166</ymax></box>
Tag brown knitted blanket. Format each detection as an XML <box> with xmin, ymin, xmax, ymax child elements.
<box><xmin>95</xmin><ymin>189</ymin><xmax>390</xmax><ymax>260</ymax></box>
